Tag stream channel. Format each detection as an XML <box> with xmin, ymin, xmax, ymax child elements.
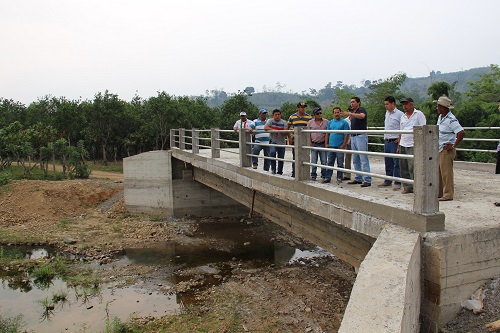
<box><xmin>0</xmin><ymin>217</ymin><xmax>331</xmax><ymax>332</ymax></box>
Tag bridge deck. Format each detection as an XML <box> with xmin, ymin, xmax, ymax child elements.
<box><xmin>194</xmin><ymin>148</ymin><xmax>499</xmax><ymax>234</ymax></box>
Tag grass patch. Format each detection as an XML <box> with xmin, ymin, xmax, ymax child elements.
<box><xmin>92</xmin><ymin>162</ymin><xmax>123</xmax><ymax>173</ymax></box>
<box><xmin>59</xmin><ymin>218</ymin><xmax>74</xmax><ymax>228</ymax></box>
<box><xmin>0</xmin><ymin>313</ymin><xmax>31</xmax><ymax>333</ymax></box>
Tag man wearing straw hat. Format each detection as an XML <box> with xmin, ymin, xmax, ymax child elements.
<box><xmin>436</xmin><ymin>95</ymin><xmax>465</xmax><ymax>201</ymax></box>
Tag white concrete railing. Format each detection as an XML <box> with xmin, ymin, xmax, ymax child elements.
<box><xmin>171</xmin><ymin>126</ymin><xmax>442</xmax><ymax>215</ymax></box>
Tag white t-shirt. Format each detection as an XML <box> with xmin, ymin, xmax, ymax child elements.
<box><xmin>399</xmin><ymin>110</ymin><xmax>426</xmax><ymax>148</ymax></box>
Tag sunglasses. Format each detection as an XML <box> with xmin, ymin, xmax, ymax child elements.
<box><xmin>315</xmin><ymin>112</ymin><xmax>322</xmax><ymax>115</ymax></box>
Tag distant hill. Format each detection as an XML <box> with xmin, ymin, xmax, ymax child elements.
<box><xmin>204</xmin><ymin>66</ymin><xmax>493</xmax><ymax>110</ymax></box>
<box><xmin>399</xmin><ymin>66</ymin><xmax>491</xmax><ymax>99</ymax></box>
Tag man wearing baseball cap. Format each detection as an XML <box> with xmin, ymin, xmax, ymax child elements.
<box><xmin>397</xmin><ymin>97</ymin><xmax>426</xmax><ymax>194</ymax></box>
<box><xmin>233</xmin><ymin>111</ymin><xmax>254</xmax><ymax>132</ymax></box>
<box><xmin>435</xmin><ymin>95</ymin><xmax>465</xmax><ymax>201</ymax></box>
<box><xmin>249</xmin><ymin>109</ymin><xmax>271</xmax><ymax>170</ymax></box>
<box><xmin>288</xmin><ymin>102</ymin><xmax>312</xmax><ymax>177</ymax></box>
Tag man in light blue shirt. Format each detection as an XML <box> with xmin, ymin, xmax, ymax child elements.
<box><xmin>379</xmin><ymin>96</ymin><xmax>404</xmax><ymax>189</ymax></box>
<box><xmin>324</xmin><ymin>107</ymin><xmax>350</xmax><ymax>183</ymax></box>
<box><xmin>436</xmin><ymin>95</ymin><xmax>465</xmax><ymax>201</ymax></box>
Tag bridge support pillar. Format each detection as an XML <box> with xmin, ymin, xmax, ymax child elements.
<box><xmin>123</xmin><ymin>150</ymin><xmax>247</xmax><ymax>217</ymax></box>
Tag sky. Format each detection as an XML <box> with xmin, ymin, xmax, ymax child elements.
<box><xmin>1</xmin><ymin>0</ymin><xmax>499</xmax><ymax>104</ymax></box>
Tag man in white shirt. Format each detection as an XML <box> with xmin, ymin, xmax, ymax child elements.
<box><xmin>378</xmin><ymin>96</ymin><xmax>404</xmax><ymax>190</ymax></box>
<box><xmin>233</xmin><ymin>112</ymin><xmax>254</xmax><ymax>132</ymax></box>
<box><xmin>397</xmin><ymin>97</ymin><xmax>426</xmax><ymax>194</ymax></box>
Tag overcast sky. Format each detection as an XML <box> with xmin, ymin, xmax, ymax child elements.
<box><xmin>1</xmin><ymin>0</ymin><xmax>499</xmax><ymax>104</ymax></box>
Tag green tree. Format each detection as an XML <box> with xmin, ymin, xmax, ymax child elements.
<box><xmin>364</xmin><ymin>73</ymin><xmax>407</xmax><ymax>126</ymax></box>
<box><xmin>84</xmin><ymin>91</ymin><xmax>127</xmax><ymax>162</ymax></box>
<box><xmin>466</xmin><ymin>64</ymin><xmax>500</xmax><ymax>102</ymax></box>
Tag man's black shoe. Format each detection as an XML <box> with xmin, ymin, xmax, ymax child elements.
<box><xmin>360</xmin><ymin>182</ymin><xmax>371</xmax><ymax>187</ymax></box>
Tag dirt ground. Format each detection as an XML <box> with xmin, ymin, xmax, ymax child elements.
<box><xmin>0</xmin><ymin>174</ymin><xmax>497</xmax><ymax>332</ymax></box>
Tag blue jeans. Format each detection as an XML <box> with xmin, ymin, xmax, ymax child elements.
<box><xmin>351</xmin><ymin>134</ymin><xmax>371</xmax><ymax>183</ymax></box>
<box><xmin>325</xmin><ymin>150</ymin><xmax>344</xmax><ymax>181</ymax></box>
<box><xmin>270</xmin><ymin>145</ymin><xmax>285</xmax><ymax>174</ymax></box>
<box><xmin>383</xmin><ymin>140</ymin><xmax>401</xmax><ymax>185</ymax></box>
<box><xmin>252</xmin><ymin>142</ymin><xmax>270</xmax><ymax>171</ymax></box>
<box><xmin>310</xmin><ymin>143</ymin><xmax>327</xmax><ymax>179</ymax></box>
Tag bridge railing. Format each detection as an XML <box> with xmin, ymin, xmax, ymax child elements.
<box><xmin>171</xmin><ymin>126</ymin><xmax>447</xmax><ymax>214</ymax></box>
<box><xmin>368</xmin><ymin>126</ymin><xmax>500</xmax><ymax>153</ymax></box>
<box><xmin>170</xmin><ymin>125</ymin><xmax>498</xmax><ymax>214</ymax></box>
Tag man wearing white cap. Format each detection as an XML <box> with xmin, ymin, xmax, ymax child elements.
<box><xmin>436</xmin><ymin>95</ymin><xmax>465</xmax><ymax>201</ymax></box>
<box><xmin>233</xmin><ymin>112</ymin><xmax>254</xmax><ymax>132</ymax></box>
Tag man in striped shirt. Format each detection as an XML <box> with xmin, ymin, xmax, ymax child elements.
<box><xmin>249</xmin><ymin>109</ymin><xmax>271</xmax><ymax>170</ymax></box>
<box><xmin>288</xmin><ymin>102</ymin><xmax>312</xmax><ymax>177</ymax></box>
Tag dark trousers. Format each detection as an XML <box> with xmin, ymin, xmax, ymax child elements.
<box><xmin>383</xmin><ymin>140</ymin><xmax>401</xmax><ymax>185</ymax></box>
<box><xmin>252</xmin><ymin>143</ymin><xmax>270</xmax><ymax>170</ymax></box>
<box><xmin>270</xmin><ymin>145</ymin><xmax>285</xmax><ymax>174</ymax></box>
<box><xmin>496</xmin><ymin>152</ymin><xmax>500</xmax><ymax>174</ymax></box>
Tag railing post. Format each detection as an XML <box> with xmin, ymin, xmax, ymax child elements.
<box><xmin>294</xmin><ymin>127</ymin><xmax>310</xmax><ymax>181</ymax></box>
<box><xmin>170</xmin><ymin>129</ymin><xmax>175</xmax><ymax>149</ymax></box>
<box><xmin>179</xmin><ymin>128</ymin><xmax>185</xmax><ymax>150</ymax></box>
<box><xmin>211</xmin><ymin>128</ymin><xmax>220</xmax><ymax>158</ymax></box>
<box><xmin>413</xmin><ymin>125</ymin><xmax>439</xmax><ymax>214</ymax></box>
<box><xmin>192</xmin><ymin>128</ymin><xmax>199</xmax><ymax>153</ymax></box>
<box><xmin>239</xmin><ymin>129</ymin><xmax>252</xmax><ymax>167</ymax></box>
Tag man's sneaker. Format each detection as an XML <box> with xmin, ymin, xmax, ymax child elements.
<box><xmin>377</xmin><ymin>182</ymin><xmax>391</xmax><ymax>187</ymax></box>
<box><xmin>347</xmin><ymin>180</ymin><xmax>362</xmax><ymax>185</ymax></box>
<box><xmin>322</xmin><ymin>179</ymin><xmax>331</xmax><ymax>183</ymax></box>
<box><xmin>252</xmin><ymin>165</ymin><xmax>257</xmax><ymax>169</ymax></box>
<box><xmin>271</xmin><ymin>170</ymin><xmax>276</xmax><ymax>174</ymax></box>
<box><xmin>360</xmin><ymin>182</ymin><xmax>371</xmax><ymax>187</ymax></box>
<box><xmin>311</xmin><ymin>177</ymin><xmax>316</xmax><ymax>181</ymax></box>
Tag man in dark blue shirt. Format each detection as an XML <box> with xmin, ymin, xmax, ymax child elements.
<box><xmin>341</xmin><ymin>97</ymin><xmax>371</xmax><ymax>187</ymax></box>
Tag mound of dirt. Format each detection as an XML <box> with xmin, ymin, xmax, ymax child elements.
<box><xmin>0</xmin><ymin>179</ymin><xmax>122</xmax><ymax>228</ymax></box>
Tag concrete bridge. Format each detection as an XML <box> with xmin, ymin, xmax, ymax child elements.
<box><xmin>123</xmin><ymin>126</ymin><xmax>499</xmax><ymax>332</ymax></box>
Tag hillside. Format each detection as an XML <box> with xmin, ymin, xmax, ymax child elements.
<box><xmin>205</xmin><ymin>66</ymin><xmax>492</xmax><ymax>110</ymax></box>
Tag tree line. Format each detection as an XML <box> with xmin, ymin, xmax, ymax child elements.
<box><xmin>1</xmin><ymin>65</ymin><xmax>499</xmax><ymax>179</ymax></box>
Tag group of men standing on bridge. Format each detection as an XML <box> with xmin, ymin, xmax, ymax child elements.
<box><xmin>234</xmin><ymin>95</ymin><xmax>466</xmax><ymax>201</ymax></box>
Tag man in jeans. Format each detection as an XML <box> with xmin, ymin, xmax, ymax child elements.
<box><xmin>265</xmin><ymin>109</ymin><xmax>290</xmax><ymax>175</ymax></box>
<box><xmin>341</xmin><ymin>97</ymin><xmax>371</xmax><ymax>187</ymax></box>
<box><xmin>378</xmin><ymin>96</ymin><xmax>404</xmax><ymax>190</ymax></box>
<box><xmin>324</xmin><ymin>107</ymin><xmax>350</xmax><ymax>184</ymax></box>
<box><xmin>307</xmin><ymin>107</ymin><xmax>328</xmax><ymax>181</ymax></box>
<box><xmin>288</xmin><ymin>102</ymin><xmax>312</xmax><ymax>177</ymax></box>
<box><xmin>397</xmin><ymin>97</ymin><xmax>426</xmax><ymax>194</ymax></box>
<box><xmin>249</xmin><ymin>109</ymin><xmax>270</xmax><ymax>171</ymax></box>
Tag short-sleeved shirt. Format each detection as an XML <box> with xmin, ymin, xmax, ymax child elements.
<box><xmin>307</xmin><ymin>118</ymin><xmax>328</xmax><ymax>143</ymax></box>
<box><xmin>288</xmin><ymin>112</ymin><xmax>312</xmax><ymax>142</ymax></box>
<box><xmin>384</xmin><ymin>108</ymin><xmax>404</xmax><ymax>139</ymax></box>
<box><xmin>437</xmin><ymin>111</ymin><xmax>464</xmax><ymax>152</ymax></box>
<box><xmin>350</xmin><ymin>107</ymin><xmax>368</xmax><ymax>131</ymax></box>
<box><xmin>265</xmin><ymin>118</ymin><xmax>288</xmax><ymax>145</ymax></box>
<box><xmin>327</xmin><ymin>118</ymin><xmax>350</xmax><ymax>148</ymax></box>
<box><xmin>399</xmin><ymin>110</ymin><xmax>426</xmax><ymax>147</ymax></box>
<box><xmin>233</xmin><ymin>119</ymin><xmax>254</xmax><ymax>131</ymax></box>
<box><xmin>250</xmin><ymin>118</ymin><xmax>270</xmax><ymax>143</ymax></box>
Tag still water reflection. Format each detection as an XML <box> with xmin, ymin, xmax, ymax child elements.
<box><xmin>0</xmin><ymin>219</ymin><xmax>330</xmax><ymax>332</ymax></box>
